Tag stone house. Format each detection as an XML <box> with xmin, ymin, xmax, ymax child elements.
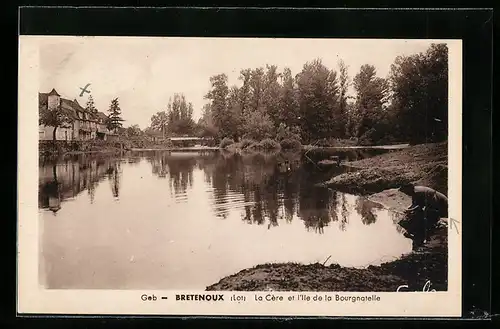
<box><xmin>39</xmin><ymin>88</ymin><xmax>115</xmax><ymax>141</ymax></box>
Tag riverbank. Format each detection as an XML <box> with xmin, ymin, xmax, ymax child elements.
<box><xmin>304</xmin><ymin>143</ymin><xmax>410</xmax><ymax>151</ymax></box>
<box><xmin>39</xmin><ymin>139</ymin><xmax>178</xmax><ymax>157</ymax></box>
<box><xmin>320</xmin><ymin>142</ymin><xmax>448</xmax><ymax>196</ymax></box>
<box><xmin>206</xmin><ymin>142</ymin><xmax>448</xmax><ymax>292</ymax></box>
<box><xmin>129</xmin><ymin>146</ymin><xmax>219</xmax><ymax>152</ymax></box>
<box><xmin>63</xmin><ymin>148</ymin><xmax>124</xmax><ymax>155</ymax></box>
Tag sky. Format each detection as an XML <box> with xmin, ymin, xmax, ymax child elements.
<box><xmin>39</xmin><ymin>37</ymin><xmax>440</xmax><ymax>129</ymax></box>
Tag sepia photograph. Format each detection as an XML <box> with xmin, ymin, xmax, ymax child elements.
<box><xmin>18</xmin><ymin>36</ymin><xmax>462</xmax><ymax>316</ymax></box>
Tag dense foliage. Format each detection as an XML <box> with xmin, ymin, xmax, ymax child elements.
<box><xmin>220</xmin><ymin>137</ymin><xmax>235</xmax><ymax>149</ymax></box>
<box><xmin>197</xmin><ymin>43</ymin><xmax>448</xmax><ymax>146</ymax></box>
<box><xmin>150</xmin><ymin>93</ymin><xmax>197</xmax><ymax>137</ymax></box>
<box><xmin>121</xmin><ymin>43</ymin><xmax>447</xmax><ymax>147</ymax></box>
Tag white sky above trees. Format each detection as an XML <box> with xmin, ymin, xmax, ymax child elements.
<box><xmin>39</xmin><ymin>37</ymin><xmax>438</xmax><ymax>129</ymax></box>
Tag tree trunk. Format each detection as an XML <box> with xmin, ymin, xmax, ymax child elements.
<box><xmin>52</xmin><ymin>164</ymin><xmax>58</xmax><ymax>185</ymax></box>
<box><xmin>52</xmin><ymin>126</ymin><xmax>58</xmax><ymax>142</ymax></box>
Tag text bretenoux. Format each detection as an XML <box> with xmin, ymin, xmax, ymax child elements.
<box><xmin>335</xmin><ymin>294</ymin><xmax>381</xmax><ymax>303</ymax></box>
<box><xmin>176</xmin><ymin>294</ymin><xmax>224</xmax><ymax>301</ymax></box>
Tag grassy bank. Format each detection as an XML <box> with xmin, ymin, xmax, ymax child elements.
<box><xmin>206</xmin><ymin>142</ymin><xmax>449</xmax><ymax>292</ymax></box>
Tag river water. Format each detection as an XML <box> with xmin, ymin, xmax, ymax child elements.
<box><xmin>38</xmin><ymin>149</ymin><xmax>412</xmax><ymax>290</ymax></box>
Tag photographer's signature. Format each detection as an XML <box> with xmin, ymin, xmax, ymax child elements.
<box><xmin>397</xmin><ymin>280</ymin><xmax>436</xmax><ymax>292</ymax></box>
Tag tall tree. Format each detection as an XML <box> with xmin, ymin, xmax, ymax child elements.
<box><xmin>337</xmin><ymin>59</ymin><xmax>350</xmax><ymax>138</ymax></box>
<box><xmin>85</xmin><ymin>95</ymin><xmax>97</xmax><ymax>114</ymax></box>
<box><xmin>238</xmin><ymin>69</ymin><xmax>253</xmax><ymax>117</ymax></box>
<box><xmin>107</xmin><ymin>98</ymin><xmax>125</xmax><ymax>133</ymax></box>
<box><xmin>197</xmin><ymin>103</ymin><xmax>219</xmax><ymax>138</ymax></box>
<box><xmin>389</xmin><ymin>43</ymin><xmax>448</xmax><ymax>143</ymax></box>
<box><xmin>166</xmin><ymin>93</ymin><xmax>196</xmax><ymax>135</ymax></box>
<box><xmin>150</xmin><ymin>111</ymin><xmax>169</xmax><ymax>138</ymax></box>
<box><xmin>249</xmin><ymin>68</ymin><xmax>266</xmax><ymax>113</ymax></box>
<box><xmin>204</xmin><ymin>74</ymin><xmax>230</xmax><ymax>139</ymax></box>
<box><xmin>278</xmin><ymin>67</ymin><xmax>300</xmax><ymax>131</ymax></box>
<box><xmin>344</xmin><ymin>101</ymin><xmax>358</xmax><ymax>138</ymax></box>
<box><xmin>262</xmin><ymin>64</ymin><xmax>282</xmax><ymax>128</ymax></box>
<box><xmin>296</xmin><ymin>59</ymin><xmax>340</xmax><ymax>143</ymax></box>
<box><xmin>226</xmin><ymin>85</ymin><xmax>245</xmax><ymax>140</ymax></box>
<box><xmin>353</xmin><ymin>64</ymin><xmax>389</xmax><ymax>140</ymax></box>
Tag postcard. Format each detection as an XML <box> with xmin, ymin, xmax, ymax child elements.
<box><xmin>18</xmin><ymin>36</ymin><xmax>462</xmax><ymax>317</ymax></box>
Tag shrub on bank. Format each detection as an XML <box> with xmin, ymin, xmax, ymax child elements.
<box><xmin>308</xmin><ymin>138</ymin><xmax>358</xmax><ymax>147</ymax></box>
<box><xmin>256</xmin><ymin>138</ymin><xmax>281</xmax><ymax>151</ymax></box>
<box><xmin>358</xmin><ymin>129</ymin><xmax>377</xmax><ymax>146</ymax></box>
<box><xmin>239</xmin><ymin>139</ymin><xmax>256</xmax><ymax>150</ymax></box>
<box><xmin>280</xmin><ymin>138</ymin><xmax>302</xmax><ymax>150</ymax></box>
<box><xmin>275</xmin><ymin>123</ymin><xmax>302</xmax><ymax>142</ymax></box>
<box><xmin>220</xmin><ymin>137</ymin><xmax>235</xmax><ymax>149</ymax></box>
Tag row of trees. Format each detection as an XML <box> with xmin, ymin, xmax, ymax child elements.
<box><xmin>195</xmin><ymin>43</ymin><xmax>448</xmax><ymax>145</ymax></box>
<box><xmin>42</xmin><ymin>43</ymin><xmax>446</xmax><ymax>145</ymax></box>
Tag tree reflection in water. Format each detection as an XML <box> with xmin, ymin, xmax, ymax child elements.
<box><xmin>39</xmin><ymin>150</ymin><xmax>404</xmax><ymax>235</ymax></box>
<box><xmin>355</xmin><ymin>197</ymin><xmax>383</xmax><ymax>225</ymax></box>
<box><xmin>340</xmin><ymin>193</ymin><xmax>349</xmax><ymax>231</ymax></box>
<box><xmin>38</xmin><ymin>154</ymin><xmax>122</xmax><ymax>212</ymax></box>
<box><xmin>107</xmin><ymin>161</ymin><xmax>121</xmax><ymax>199</ymax></box>
<box><xmin>200</xmin><ymin>151</ymin><xmax>346</xmax><ymax>233</ymax></box>
<box><xmin>166</xmin><ymin>156</ymin><xmax>195</xmax><ymax>197</ymax></box>
<box><xmin>39</xmin><ymin>164</ymin><xmax>62</xmax><ymax>214</ymax></box>
<box><xmin>149</xmin><ymin>152</ymin><xmax>169</xmax><ymax>178</ymax></box>
<box><xmin>147</xmin><ymin>152</ymin><xmax>199</xmax><ymax>202</ymax></box>
<box><xmin>298</xmin><ymin>186</ymin><xmax>332</xmax><ymax>234</ymax></box>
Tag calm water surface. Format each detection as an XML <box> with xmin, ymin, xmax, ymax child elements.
<box><xmin>38</xmin><ymin>149</ymin><xmax>412</xmax><ymax>290</ymax></box>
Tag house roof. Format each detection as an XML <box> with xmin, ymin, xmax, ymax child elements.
<box><xmin>40</xmin><ymin>89</ymin><xmax>109</xmax><ymax>123</ymax></box>
<box><xmin>48</xmin><ymin>88</ymin><xmax>60</xmax><ymax>96</ymax></box>
<box><xmin>73</xmin><ymin>99</ymin><xmax>85</xmax><ymax>110</ymax></box>
<box><xmin>96</xmin><ymin>112</ymin><xmax>108</xmax><ymax>121</ymax></box>
<box><xmin>61</xmin><ymin>98</ymin><xmax>84</xmax><ymax>111</ymax></box>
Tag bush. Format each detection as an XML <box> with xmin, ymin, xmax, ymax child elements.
<box><xmin>239</xmin><ymin>139</ymin><xmax>256</xmax><ymax>150</ymax></box>
<box><xmin>257</xmin><ymin>138</ymin><xmax>281</xmax><ymax>151</ymax></box>
<box><xmin>280</xmin><ymin>138</ymin><xmax>302</xmax><ymax>150</ymax></box>
<box><xmin>219</xmin><ymin>137</ymin><xmax>235</xmax><ymax>149</ymax></box>
<box><xmin>358</xmin><ymin>126</ymin><xmax>399</xmax><ymax>146</ymax></box>
<box><xmin>358</xmin><ymin>136</ymin><xmax>373</xmax><ymax>146</ymax></box>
